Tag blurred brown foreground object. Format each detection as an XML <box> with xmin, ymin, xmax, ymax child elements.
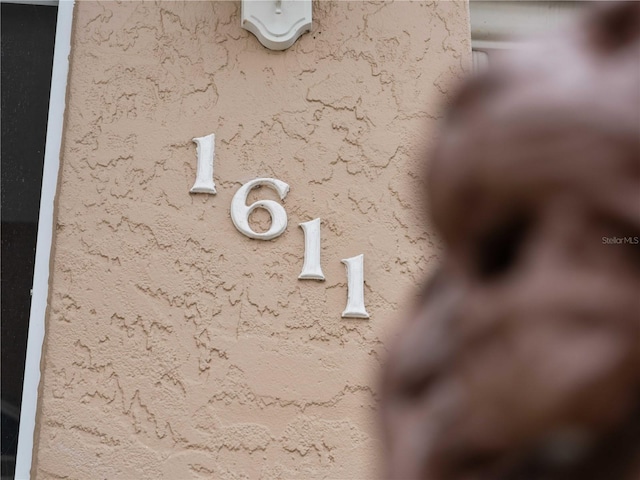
<box><xmin>381</xmin><ymin>3</ymin><xmax>640</xmax><ymax>480</ymax></box>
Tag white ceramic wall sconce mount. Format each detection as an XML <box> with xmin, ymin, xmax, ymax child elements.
<box><xmin>241</xmin><ymin>0</ymin><xmax>312</xmax><ymax>51</ymax></box>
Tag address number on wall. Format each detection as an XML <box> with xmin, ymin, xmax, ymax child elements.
<box><xmin>190</xmin><ymin>133</ymin><xmax>370</xmax><ymax>319</ymax></box>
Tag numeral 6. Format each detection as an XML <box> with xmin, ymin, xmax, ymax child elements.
<box><xmin>230</xmin><ymin>178</ymin><xmax>290</xmax><ymax>240</ymax></box>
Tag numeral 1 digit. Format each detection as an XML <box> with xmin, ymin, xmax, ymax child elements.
<box><xmin>341</xmin><ymin>254</ymin><xmax>369</xmax><ymax>319</ymax></box>
<box><xmin>298</xmin><ymin>218</ymin><xmax>325</xmax><ymax>280</ymax></box>
<box><xmin>190</xmin><ymin>134</ymin><xmax>217</xmax><ymax>194</ymax></box>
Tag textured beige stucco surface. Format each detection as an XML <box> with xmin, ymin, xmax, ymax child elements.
<box><xmin>34</xmin><ymin>1</ymin><xmax>470</xmax><ymax>478</ymax></box>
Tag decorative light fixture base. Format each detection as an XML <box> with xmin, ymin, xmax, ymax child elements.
<box><xmin>241</xmin><ymin>0</ymin><xmax>312</xmax><ymax>51</ymax></box>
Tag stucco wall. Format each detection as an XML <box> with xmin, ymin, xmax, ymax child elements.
<box><xmin>34</xmin><ymin>1</ymin><xmax>470</xmax><ymax>478</ymax></box>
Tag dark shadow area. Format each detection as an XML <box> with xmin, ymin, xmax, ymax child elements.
<box><xmin>1</xmin><ymin>4</ymin><xmax>57</xmax><ymax>478</ymax></box>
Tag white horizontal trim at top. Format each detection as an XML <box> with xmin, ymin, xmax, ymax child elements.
<box><xmin>470</xmin><ymin>1</ymin><xmax>585</xmax><ymax>50</ymax></box>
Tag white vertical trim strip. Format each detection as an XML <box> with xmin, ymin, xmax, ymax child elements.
<box><xmin>472</xmin><ymin>50</ymin><xmax>489</xmax><ymax>73</ymax></box>
<box><xmin>15</xmin><ymin>1</ymin><xmax>74</xmax><ymax>478</ymax></box>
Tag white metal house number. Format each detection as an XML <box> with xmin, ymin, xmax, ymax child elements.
<box><xmin>190</xmin><ymin>133</ymin><xmax>369</xmax><ymax>319</ymax></box>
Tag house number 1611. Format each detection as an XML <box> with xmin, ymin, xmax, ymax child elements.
<box><xmin>190</xmin><ymin>133</ymin><xmax>369</xmax><ymax>319</ymax></box>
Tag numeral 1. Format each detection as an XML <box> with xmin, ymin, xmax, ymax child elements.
<box><xmin>298</xmin><ymin>218</ymin><xmax>325</xmax><ymax>280</ymax></box>
<box><xmin>341</xmin><ymin>254</ymin><xmax>369</xmax><ymax>319</ymax></box>
<box><xmin>190</xmin><ymin>134</ymin><xmax>217</xmax><ymax>194</ymax></box>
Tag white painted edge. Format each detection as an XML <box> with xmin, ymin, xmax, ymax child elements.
<box><xmin>472</xmin><ymin>39</ymin><xmax>526</xmax><ymax>52</ymax></box>
<box><xmin>15</xmin><ymin>1</ymin><xmax>75</xmax><ymax>478</ymax></box>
